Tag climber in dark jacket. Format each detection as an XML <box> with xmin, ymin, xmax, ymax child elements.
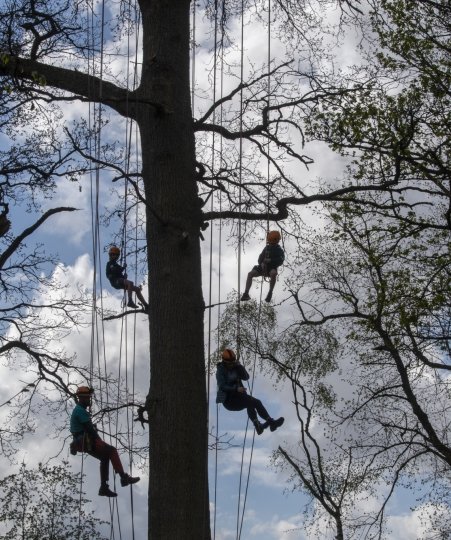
<box><xmin>216</xmin><ymin>349</ymin><xmax>284</xmax><ymax>435</ymax></box>
<box><xmin>106</xmin><ymin>245</ymin><xmax>149</xmax><ymax>311</ymax></box>
<box><xmin>240</xmin><ymin>230</ymin><xmax>285</xmax><ymax>303</ymax></box>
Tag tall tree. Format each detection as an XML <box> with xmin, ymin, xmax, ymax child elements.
<box><xmin>0</xmin><ymin>0</ymin><xmax>403</xmax><ymax>537</ymax></box>
<box><xmin>212</xmin><ymin>1</ymin><xmax>451</xmax><ymax>536</ymax></box>
<box><xmin>272</xmin><ymin>1</ymin><xmax>451</xmax><ymax>534</ymax></box>
<box><xmin>281</xmin><ymin>198</ymin><xmax>451</xmax><ymax>537</ymax></box>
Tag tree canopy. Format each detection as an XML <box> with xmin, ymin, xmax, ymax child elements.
<box><xmin>0</xmin><ymin>461</ymin><xmax>108</xmax><ymax>540</ymax></box>
<box><xmin>0</xmin><ymin>0</ymin><xmax>449</xmax><ymax>538</ymax></box>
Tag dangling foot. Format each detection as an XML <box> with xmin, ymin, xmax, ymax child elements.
<box><xmin>120</xmin><ymin>473</ymin><xmax>140</xmax><ymax>487</ymax></box>
<box><xmin>252</xmin><ymin>419</ymin><xmax>264</xmax><ymax>435</ymax></box>
<box><xmin>139</xmin><ymin>302</ymin><xmax>149</xmax><ymax>313</ymax></box>
<box><xmin>127</xmin><ymin>300</ymin><xmax>138</xmax><ymax>309</ymax></box>
<box><xmin>265</xmin><ymin>291</ymin><xmax>272</xmax><ymax>303</ymax></box>
<box><xmin>268</xmin><ymin>417</ymin><xmax>284</xmax><ymax>432</ymax></box>
<box><xmin>241</xmin><ymin>292</ymin><xmax>251</xmax><ymax>301</ymax></box>
<box><xmin>99</xmin><ymin>483</ymin><xmax>117</xmax><ymax>497</ymax></box>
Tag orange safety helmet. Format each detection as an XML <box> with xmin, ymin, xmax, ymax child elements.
<box><xmin>267</xmin><ymin>230</ymin><xmax>281</xmax><ymax>244</ymax></box>
<box><xmin>222</xmin><ymin>349</ymin><xmax>237</xmax><ymax>362</ymax></box>
<box><xmin>109</xmin><ymin>245</ymin><xmax>120</xmax><ymax>257</ymax></box>
<box><xmin>76</xmin><ymin>386</ymin><xmax>93</xmax><ymax>396</ymax></box>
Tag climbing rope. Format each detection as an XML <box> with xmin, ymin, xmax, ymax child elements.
<box><xmin>110</xmin><ymin>2</ymin><xmax>143</xmax><ymax>538</ymax></box>
<box><xmin>196</xmin><ymin>1</ymin><xmax>276</xmax><ymax>538</ymax></box>
<box><xmin>77</xmin><ymin>1</ymin><xmax>143</xmax><ymax>538</ymax></box>
<box><xmin>91</xmin><ymin>0</ymin><xmax>124</xmax><ymax>535</ymax></box>
<box><xmin>120</xmin><ymin>6</ymin><xmax>142</xmax><ymax>536</ymax></box>
<box><xmin>235</xmin><ymin>2</ymin><xmax>274</xmax><ymax>537</ymax></box>
<box><xmin>234</xmin><ymin>1</ymin><xmax>249</xmax><ymax>536</ymax></box>
<box><xmin>213</xmin><ymin>3</ymin><xmax>228</xmax><ymax>536</ymax></box>
<box><xmin>205</xmin><ymin>2</ymin><xmax>227</xmax><ymax>538</ymax></box>
<box><xmin>76</xmin><ymin>0</ymin><xmax>112</xmax><ymax>534</ymax></box>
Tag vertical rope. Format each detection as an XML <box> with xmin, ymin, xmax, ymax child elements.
<box><xmin>126</xmin><ymin>9</ymin><xmax>142</xmax><ymax>538</ymax></box>
<box><xmin>79</xmin><ymin>0</ymin><xmax>124</xmax><ymax>537</ymax></box>
<box><xmin>110</xmin><ymin>3</ymin><xmax>143</xmax><ymax>538</ymax></box>
<box><xmin>129</xmin><ymin>36</ymin><xmax>142</xmax><ymax>531</ymax></box>
<box><xmin>266</xmin><ymin>0</ymin><xmax>271</xmax><ymax>233</ymax></box>
<box><xmin>208</xmin><ymin>2</ymin><xmax>225</xmax><ymax>537</ymax></box>
<box><xmin>95</xmin><ymin>0</ymin><xmax>123</xmax><ymax>535</ymax></box>
<box><xmin>213</xmin><ymin>4</ymin><xmax>227</xmax><ymax>537</ymax></box>
<box><xmin>235</xmin><ymin>2</ymin><xmax>246</xmax><ymax>537</ymax></box>
<box><xmin>236</xmin><ymin>3</ymin><xmax>273</xmax><ymax>536</ymax></box>
<box><xmin>77</xmin><ymin>0</ymin><xmax>95</xmax><ymax>533</ymax></box>
<box><xmin>199</xmin><ymin>0</ymin><xmax>218</xmax><ymax>536</ymax></box>
<box><xmin>236</xmin><ymin>1</ymin><xmax>245</xmax><ymax>354</ymax></box>
<box><xmin>207</xmin><ymin>0</ymin><xmax>219</xmax><ymax>444</ymax></box>
<box><xmin>238</xmin><ymin>295</ymin><xmax>264</xmax><ymax>538</ymax></box>
<box><xmin>191</xmin><ymin>1</ymin><xmax>196</xmax><ymax>113</ymax></box>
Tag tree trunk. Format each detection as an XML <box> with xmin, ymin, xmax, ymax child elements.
<box><xmin>138</xmin><ymin>1</ymin><xmax>210</xmax><ymax>538</ymax></box>
<box><xmin>335</xmin><ymin>516</ymin><xmax>344</xmax><ymax>540</ymax></box>
<box><xmin>0</xmin><ymin>0</ymin><xmax>211</xmax><ymax>535</ymax></box>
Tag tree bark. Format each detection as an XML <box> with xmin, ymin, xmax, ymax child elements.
<box><xmin>138</xmin><ymin>1</ymin><xmax>210</xmax><ymax>538</ymax></box>
<box><xmin>0</xmin><ymin>0</ymin><xmax>211</xmax><ymax>536</ymax></box>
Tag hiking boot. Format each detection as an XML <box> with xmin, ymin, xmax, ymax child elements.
<box><xmin>268</xmin><ymin>417</ymin><xmax>284</xmax><ymax>432</ymax></box>
<box><xmin>240</xmin><ymin>292</ymin><xmax>251</xmax><ymax>301</ymax></box>
<box><xmin>99</xmin><ymin>483</ymin><xmax>117</xmax><ymax>497</ymax></box>
<box><xmin>253</xmin><ymin>420</ymin><xmax>264</xmax><ymax>435</ymax></box>
<box><xmin>265</xmin><ymin>291</ymin><xmax>272</xmax><ymax>303</ymax></box>
<box><xmin>121</xmin><ymin>473</ymin><xmax>140</xmax><ymax>487</ymax></box>
<box><xmin>127</xmin><ymin>300</ymin><xmax>138</xmax><ymax>309</ymax></box>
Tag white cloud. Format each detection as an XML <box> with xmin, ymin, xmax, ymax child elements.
<box><xmin>0</xmin><ymin>253</ymin><xmax>150</xmax><ymax>537</ymax></box>
<box><xmin>385</xmin><ymin>505</ymin><xmax>445</xmax><ymax>540</ymax></box>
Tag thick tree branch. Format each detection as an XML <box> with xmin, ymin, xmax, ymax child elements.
<box><xmin>0</xmin><ymin>54</ymin><xmax>164</xmax><ymax>117</ymax></box>
<box><xmin>203</xmin><ymin>180</ymin><xmax>399</xmax><ymax>222</ymax></box>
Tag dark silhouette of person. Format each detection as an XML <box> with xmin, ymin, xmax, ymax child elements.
<box><xmin>216</xmin><ymin>349</ymin><xmax>284</xmax><ymax>434</ymax></box>
<box><xmin>106</xmin><ymin>245</ymin><xmax>149</xmax><ymax>311</ymax></box>
<box><xmin>70</xmin><ymin>386</ymin><xmax>140</xmax><ymax>497</ymax></box>
<box><xmin>241</xmin><ymin>230</ymin><xmax>284</xmax><ymax>303</ymax></box>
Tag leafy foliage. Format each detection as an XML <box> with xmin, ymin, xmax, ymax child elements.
<box><xmin>0</xmin><ymin>461</ymin><xmax>108</xmax><ymax>540</ymax></box>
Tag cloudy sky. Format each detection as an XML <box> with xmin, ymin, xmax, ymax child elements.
<box><xmin>0</xmin><ymin>1</ymin><xmax>439</xmax><ymax>539</ymax></box>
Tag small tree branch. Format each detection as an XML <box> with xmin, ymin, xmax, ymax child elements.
<box><xmin>0</xmin><ymin>207</ymin><xmax>77</xmax><ymax>269</ymax></box>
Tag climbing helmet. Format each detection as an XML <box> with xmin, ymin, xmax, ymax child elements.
<box><xmin>222</xmin><ymin>349</ymin><xmax>237</xmax><ymax>363</ymax></box>
<box><xmin>267</xmin><ymin>230</ymin><xmax>281</xmax><ymax>244</ymax></box>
